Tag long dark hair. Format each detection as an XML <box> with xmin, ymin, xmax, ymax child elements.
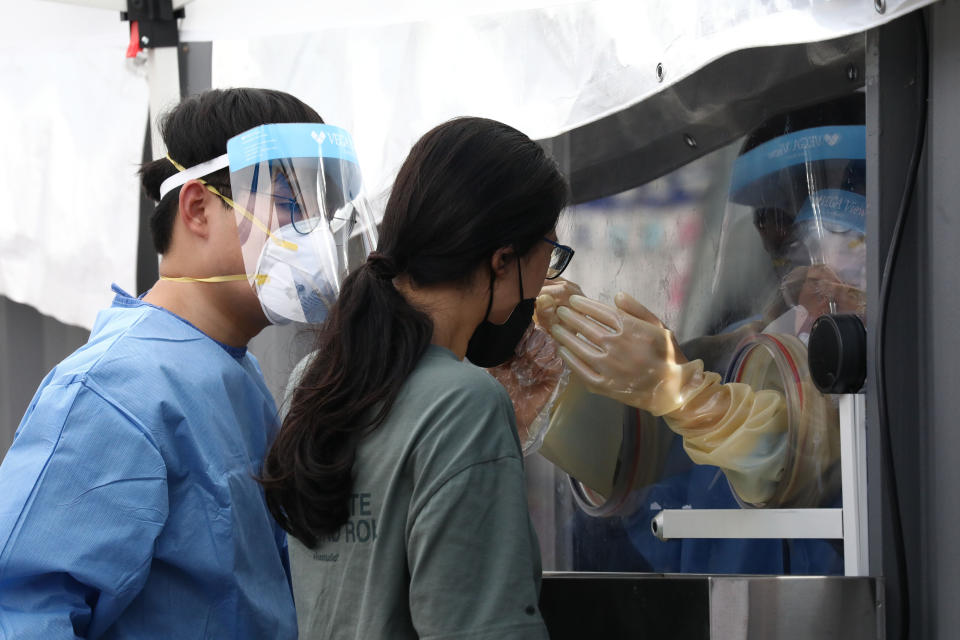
<box><xmin>261</xmin><ymin>117</ymin><xmax>568</xmax><ymax>547</ymax></box>
<box><xmin>138</xmin><ymin>88</ymin><xmax>324</xmax><ymax>254</ymax></box>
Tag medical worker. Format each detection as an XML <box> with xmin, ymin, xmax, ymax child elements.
<box><xmin>0</xmin><ymin>88</ymin><xmax>373</xmax><ymax>638</ymax></box>
<box><xmin>260</xmin><ymin>117</ymin><xmax>571</xmax><ymax>639</ymax></box>
<box><xmin>535</xmin><ymin>94</ymin><xmax>865</xmax><ymax>574</ymax></box>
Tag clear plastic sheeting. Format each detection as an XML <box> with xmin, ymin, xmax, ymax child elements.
<box><xmin>206</xmin><ymin>0</ymin><xmax>934</xmax><ymax>197</ymax></box>
<box><xmin>523</xmin><ymin>95</ymin><xmax>864</xmax><ymax>574</ymax></box>
<box><xmin>1</xmin><ymin>2</ymin><xmax>147</xmax><ymax>329</ymax></box>
<box><xmin>487</xmin><ymin>325</ymin><xmax>568</xmax><ymax>453</ymax></box>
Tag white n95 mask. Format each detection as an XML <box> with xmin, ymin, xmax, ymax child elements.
<box><xmin>255</xmin><ymin>221</ymin><xmax>340</xmax><ymax>325</ymax></box>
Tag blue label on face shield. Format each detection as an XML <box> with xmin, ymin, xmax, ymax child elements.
<box><xmin>730</xmin><ymin>126</ymin><xmax>866</xmax><ymax>197</ymax></box>
<box><xmin>227</xmin><ymin>123</ymin><xmax>359</xmax><ymax>170</ymax></box>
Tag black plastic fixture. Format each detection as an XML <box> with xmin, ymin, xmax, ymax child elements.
<box><xmin>808</xmin><ymin>313</ymin><xmax>867</xmax><ymax>394</ymax></box>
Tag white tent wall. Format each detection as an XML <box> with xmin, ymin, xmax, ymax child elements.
<box><xmin>0</xmin><ymin>3</ymin><xmax>146</xmax><ymax>453</ymax></box>
<box><xmin>1</xmin><ymin>3</ymin><xmax>147</xmax><ymax>330</ymax></box>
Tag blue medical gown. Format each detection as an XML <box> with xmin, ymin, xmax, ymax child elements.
<box><xmin>0</xmin><ymin>286</ymin><xmax>297</xmax><ymax>639</ymax></box>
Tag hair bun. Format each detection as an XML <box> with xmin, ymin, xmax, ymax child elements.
<box><xmin>139</xmin><ymin>157</ymin><xmax>179</xmax><ymax>202</ymax></box>
<box><xmin>366</xmin><ymin>252</ymin><xmax>399</xmax><ymax>279</ymax></box>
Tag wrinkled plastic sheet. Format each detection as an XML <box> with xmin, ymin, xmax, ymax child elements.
<box><xmin>1</xmin><ymin>2</ymin><xmax>146</xmax><ymax>329</ymax></box>
<box><xmin>2</xmin><ymin>0</ymin><xmax>937</xmax><ymax>329</ymax></box>
<box><xmin>203</xmin><ymin>0</ymin><xmax>935</xmax><ymax>197</ymax></box>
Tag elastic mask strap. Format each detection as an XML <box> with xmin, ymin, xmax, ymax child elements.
<box><xmin>162</xmin><ymin>154</ymin><xmax>298</xmax><ymax>252</ymax></box>
<box><xmin>160</xmin><ymin>274</ymin><xmax>270</xmax><ymax>285</ymax></box>
<box><xmin>517</xmin><ymin>258</ymin><xmax>524</xmax><ymax>303</ymax></box>
<box><xmin>482</xmin><ymin>268</ymin><xmax>495</xmax><ymax>322</ymax></box>
<box><xmin>483</xmin><ymin>255</ymin><xmax>525</xmax><ymax>321</ymax></box>
<box><xmin>205</xmin><ymin>184</ymin><xmax>298</xmax><ymax>251</ymax></box>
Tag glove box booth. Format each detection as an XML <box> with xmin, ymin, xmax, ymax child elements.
<box><xmin>528</xmin><ymin>10</ymin><xmax>936</xmax><ymax>639</ymax></box>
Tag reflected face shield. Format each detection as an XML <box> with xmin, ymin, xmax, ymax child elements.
<box><xmin>782</xmin><ymin>188</ymin><xmax>866</xmax><ymax>291</ymax></box>
<box><xmin>159</xmin><ymin>123</ymin><xmax>379</xmax><ymax>325</ymax></box>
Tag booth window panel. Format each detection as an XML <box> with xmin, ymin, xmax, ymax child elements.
<box><xmin>530</xmin><ymin>139</ymin><xmax>853</xmax><ymax>575</ymax></box>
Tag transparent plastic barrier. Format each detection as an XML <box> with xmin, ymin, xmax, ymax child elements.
<box><xmin>524</xmin><ymin>96</ymin><xmax>864</xmax><ymax>575</ymax></box>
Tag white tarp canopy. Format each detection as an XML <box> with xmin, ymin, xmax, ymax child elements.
<box><xmin>3</xmin><ymin>0</ymin><xmax>935</xmax><ymax>330</ymax></box>
<box><xmin>1</xmin><ymin>3</ymin><xmax>147</xmax><ymax>330</ymax></box>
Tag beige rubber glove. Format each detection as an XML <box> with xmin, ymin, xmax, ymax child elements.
<box><xmin>487</xmin><ymin>323</ymin><xmax>567</xmax><ymax>451</ymax></box>
<box><xmin>670</xmin><ymin>383</ymin><xmax>789</xmax><ymax>505</ymax></box>
<box><xmin>535</xmin><ymin>278</ymin><xmax>584</xmax><ymax>334</ymax></box>
<box><xmin>548</xmin><ymin>291</ymin><xmax>791</xmax><ymax>505</ymax></box>
<box><xmin>547</xmin><ymin>292</ymin><xmax>708</xmax><ymax>416</ymax></box>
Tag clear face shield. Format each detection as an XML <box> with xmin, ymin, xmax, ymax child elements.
<box><xmin>226</xmin><ymin>124</ymin><xmax>378</xmax><ymax>324</ymax></box>
<box><xmin>727</xmin><ymin>124</ymin><xmax>867</xmax><ymax>340</ymax></box>
<box><xmin>160</xmin><ymin>124</ymin><xmax>378</xmax><ymax>325</ymax></box>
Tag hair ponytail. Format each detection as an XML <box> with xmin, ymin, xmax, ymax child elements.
<box><xmin>262</xmin><ymin>117</ymin><xmax>568</xmax><ymax>547</ymax></box>
<box><xmin>262</xmin><ymin>257</ymin><xmax>433</xmax><ymax>547</ymax></box>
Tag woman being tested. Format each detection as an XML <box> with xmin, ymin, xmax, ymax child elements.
<box><xmin>262</xmin><ymin>117</ymin><xmax>572</xmax><ymax>639</ymax></box>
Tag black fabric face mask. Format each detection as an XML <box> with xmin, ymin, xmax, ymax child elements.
<box><xmin>465</xmin><ymin>260</ymin><xmax>535</xmax><ymax>368</ymax></box>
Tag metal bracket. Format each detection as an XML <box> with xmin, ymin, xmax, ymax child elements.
<box><xmin>121</xmin><ymin>0</ymin><xmax>184</xmax><ymax>49</ymax></box>
<box><xmin>651</xmin><ymin>394</ymin><xmax>869</xmax><ymax>577</ymax></box>
<box><xmin>839</xmin><ymin>394</ymin><xmax>869</xmax><ymax>576</ymax></box>
<box><xmin>652</xmin><ymin>508</ymin><xmax>844</xmax><ymax>541</ymax></box>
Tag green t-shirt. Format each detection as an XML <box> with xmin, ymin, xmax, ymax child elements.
<box><xmin>287</xmin><ymin>345</ymin><xmax>548</xmax><ymax>640</ymax></box>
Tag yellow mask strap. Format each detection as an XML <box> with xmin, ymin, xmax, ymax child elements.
<box><xmin>160</xmin><ymin>274</ymin><xmax>270</xmax><ymax>286</ymax></box>
<box><xmin>165</xmin><ymin>154</ymin><xmax>298</xmax><ymax>251</ymax></box>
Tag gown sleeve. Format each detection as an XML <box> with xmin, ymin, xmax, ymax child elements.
<box><xmin>0</xmin><ymin>381</ymin><xmax>168</xmax><ymax>639</ymax></box>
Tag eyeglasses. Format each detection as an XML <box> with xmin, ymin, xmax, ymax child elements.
<box><xmin>270</xmin><ymin>170</ymin><xmax>319</xmax><ymax>235</ymax></box>
<box><xmin>270</xmin><ymin>193</ymin><xmax>316</xmax><ymax>234</ymax></box>
<box><xmin>543</xmin><ymin>237</ymin><xmax>574</xmax><ymax>279</ymax></box>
